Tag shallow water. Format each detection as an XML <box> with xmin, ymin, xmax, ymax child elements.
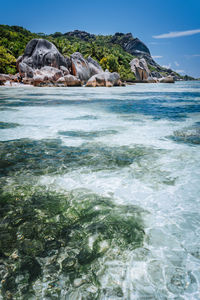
<box><xmin>0</xmin><ymin>82</ymin><xmax>200</xmax><ymax>299</ymax></box>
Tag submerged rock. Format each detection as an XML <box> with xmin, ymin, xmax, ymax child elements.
<box><xmin>170</xmin><ymin>126</ymin><xmax>200</xmax><ymax>145</ymax></box>
<box><xmin>0</xmin><ymin>185</ymin><xmax>145</xmax><ymax>299</ymax></box>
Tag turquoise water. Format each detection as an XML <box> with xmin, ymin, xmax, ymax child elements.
<box><xmin>0</xmin><ymin>82</ymin><xmax>200</xmax><ymax>299</ymax></box>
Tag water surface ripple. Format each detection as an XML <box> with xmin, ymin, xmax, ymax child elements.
<box><xmin>0</xmin><ymin>82</ymin><xmax>200</xmax><ymax>299</ymax></box>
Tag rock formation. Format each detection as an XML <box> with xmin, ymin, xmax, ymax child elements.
<box><xmin>56</xmin><ymin>75</ymin><xmax>81</xmax><ymax>86</ymax></box>
<box><xmin>18</xmin><ymin>39</ymin><xmax>69</xmax><ymax>73</ymax></box>
<box><xmin>71</xmin><ymin>52</ymin><xmax>103</xmax><ymax>83</ymax></box>
<box><xmin>130</xmin><ymin>58</ymin><xmax>150</xmax><ymax>81</ymax></box>
<box><xmin>86</xmin><ymin>71</ymin><xmax>121</xmax><ymax>87</ymax></box>
<box><xmin>129</xmin><ymin>57</ymin><xmax>175</xmax><ymax>83</ymax></box>
<box><xmin>12</xmin><ymin>38</ymin><xmax>121</xmax><ymax>87</ymax></box>
<box><xmin>159</xmin><ymin>76</ymin><xmax>175</xmax><ymax>83</ymax></box>
<box><xmin>87</xmin><ymin>56</ymin><xmax>103</xmax><ymax>76</ymax></box>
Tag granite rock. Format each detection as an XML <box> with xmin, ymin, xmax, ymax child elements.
<box><xmin>130</xmin><ymin>58</ymin><xmax>149</xmax><ymax>81</ymax></box>
<box><xmin>86</xmin><ymin>71</ymin><xmax>121</xmax><ymax>87</ymax></box>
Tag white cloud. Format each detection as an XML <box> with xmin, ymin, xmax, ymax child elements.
<box><xmin>153</xmin><ymin>29</ymin><xmax>200</xmax><ymax>39</ymax></box>
<box><xmin>162</xmin><ymin>63</ymin><xmax>171</xmax><ymax>69</ymax></box>
<box><xmin>184</xmin><ymin>54</ymin><xmax>200</xmax><ymax>58</ymax></box>
<box><xmin>175</xmin><ymin>69</ymin><xmax>185</xmax><ymax>74</ymax></box>
<box><xmin>174</xmin><ymin>61</ymin><xmax>179</xmax><ymax>66</ymax></box>
<box><xmin>152</xmin><ymin>55</ymin><xmax>163</xmax><ymax>59</ymax></box>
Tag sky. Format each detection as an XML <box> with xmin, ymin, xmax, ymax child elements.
<box><xmin>0</xmin><ymin>0</ymin><xmax>200</xmax><ymax>77</ymax></box>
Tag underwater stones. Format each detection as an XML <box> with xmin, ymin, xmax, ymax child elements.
<box><xmin>0</xmin><ymin>139</ymin><xmax>157</xmax><ymax>177</ymax></box>
<box><xmin>18</xmin><ymin>256</ymin><xmax>41</xmax><ymax>282</ymax></box>
<box><xmin>166</xmin><ymin>267</ymin><xmax>197</xmax><ymax>295</ymax></box>
<box><xmin>170</xmin><ymin>126</ymin><xmax>200</xmax><ymax>145</ymax></box>
<box><xmin>19</xmin><ymin>239</ymin><xmax>44</xmax><ymax>257</ymax></box>
<box><xmin>0</xmin><ymin>185</ymin><xmax>145</xmax><ymax>298</ymax></box>
<box><xmin>61</xmin><ymin>257</ymin><xmax>76</xmax><ymax>273</ymax></box>
<box><xmin>0</xmin><ymin>122</ymin><xmax>20</xmax><ymax>129</ymax></box>
<box><xmin>73</xmin><ymin>278</ymin><xmax>86</xmax><ymax>288</ymax></box>
<box><xmin>58</xmin><ymin>129</ymin><xmax>118</xmax><ymax>139</ymax></box>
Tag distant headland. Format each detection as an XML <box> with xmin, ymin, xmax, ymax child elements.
<box><xmin>0</xmin><ymin>25</ymin><xmax>196</xmax><ymax>87</ymax></box>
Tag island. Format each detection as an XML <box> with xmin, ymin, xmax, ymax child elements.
<box><xmin>0</xmin><ymin>26</ymin><xmax>194</xmax><ymax>87</ymax></box>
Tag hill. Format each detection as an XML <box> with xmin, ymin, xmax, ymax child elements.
<box><xmin>0</xmin><ymin>25</ymin><xmax>185</xmax><ymax>81</ymax></box>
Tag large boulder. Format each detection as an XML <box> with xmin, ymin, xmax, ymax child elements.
<box><xmin>71</xmin><ymin>52</ymin><xmax>91</xmax><ymax>82</ymax></box>
<box><xmin>0</xmin><ymin>74</ymin><xmax>13</xmax><ymax>84</ymax></box>
<box><xmin>57</xmin><ymin>75</ymin><xmax>81</xmax><ymax>86</ymax></box>
<box><xmin>0</xmin><ymin>74</ymin><xmax>20</xmax><ymax>85</ymax></box>
<box><xmin>71</xmin><ymin>52</ymin><xmax>103</xmax><ymax>82</ymax></box>
<box><xmin>87</xmin><ymin>56</ymin><xmax>103</xmax><ymax>76</ymax></box>
<box><xmin>31</xmin><ymin>66</ymin><xmax>63</xmax><ymax>86</ymax></box>
<box><xmin>130</xmin><ymin>58</ymin><xmax>149</xmax><ymax>81</ymax></box>
<box><xmin>159</xmin><ymin>76</ymin><xmax>174</xmax><ymax>83</ymax></box>
<box><xmin>18</xmin><ymin>62</ymin><xmax>34</xmax><ymax>78</ymax></box>
<box><xmin>86</xmin><ymin>71</ymin><xmax>121</xmax><ymax>87</ymax></box>
<box><xmin>17</xmin><ymin>39</ymin><xmax>70</xmax><ymax>78</ymax></box>
<box><xmin>35</xmin><ymin>66</ymin><xmax>63</xmax><ymax>81</ymax></box>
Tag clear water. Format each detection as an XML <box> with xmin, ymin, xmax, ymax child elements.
<box><xmin>0</xmin><ymin>82</ymin><xmax>200</xmax><ymax>299</ymax></box>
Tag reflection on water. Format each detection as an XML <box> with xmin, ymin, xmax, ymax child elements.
<box><xmin>0</xmin><ymin>82</ymin><xmax>200</xmax><ymax>299</ymax></box>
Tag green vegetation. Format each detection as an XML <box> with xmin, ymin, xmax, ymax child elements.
<box><xmin>148</xmin><ymin>65</ymin><xmax>157</xmax><ymax>73</ymax></box>
<box><xmin>0</xmin><ymin>25</ymin><xmax>136</xmax><ymax>80</ymax></box>
<box><xmin>0</xmin><ymin>45</ymin><xmax>16</xmax><ymax>74</ymax></box>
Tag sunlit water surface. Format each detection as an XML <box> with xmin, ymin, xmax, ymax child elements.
<box><xmin>0</xmin><ymin>82</ymin><xmax>200</xmax><ymax>299</ymax></box>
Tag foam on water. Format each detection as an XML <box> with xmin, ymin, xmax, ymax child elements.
<box><xmin>0</xmin><ymin>82</ymin><xmax>200</xmax><ymax>299</ymax></box>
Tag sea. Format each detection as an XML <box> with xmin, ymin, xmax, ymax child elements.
<box><xmin>0</xmin><ymin>81</ymin><xmax>200</xmax><ymax>299</ymax></box>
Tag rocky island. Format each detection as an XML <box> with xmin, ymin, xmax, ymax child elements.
<box><xmin>0</xmin><ymin>26</ymin><xmax>191</xmax><ymax>87</ymax></box>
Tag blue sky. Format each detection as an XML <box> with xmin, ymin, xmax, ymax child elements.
<box><xmin>1</xmin><ymin>0</ymin><xmax>200</xmax><ymax>77</ymax></box>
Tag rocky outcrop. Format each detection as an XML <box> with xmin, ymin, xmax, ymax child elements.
<box><xmin>86</xmin><ymin>71</ymin><xmax>121</xmax><ymax>87</ymax></box>
<box><xmin>111</xmin><ymin>32</ymin><xmax>150</xmax><ymax>56</ymax></box>
<box><xmin>130</xmin><ymin>58</ymin><xmax>150</xmax><ymax>81</ymax></box>
<box><xmin>64</xmin><ymin>30</ymin><xmax>95</xmax><ymax>41</ymax></box>
<box><xmin>110</xmin><ymin>32</ymin><xmax>182</xmax><ymax>79</ymax></box>
<box><xmin>18</xmin><ymin>39</ymin><xmax>69</xmax><ymax>72</ymax></box>
<box><xmin>87</xmin><ymin>56</ymin><xmax>103</xmax><ymax>76</ymax></box>
<box><xmin>71</xmin><ymin>52</ymin><xmax>91</xmax><ymax>82</ymax></box>
<box><xmin>57</xmin><ymin>75</ymin><xmax>81</xmax><ymax>86</ymax></box>
<box><xmin>12</xmin><ymin>38</ymin><xmax>122</xmax><ymax>87</ymax></box>
<box><xmin>71</xmin><ymin>52</ymin><xmax>103</xmax><ymax>82</ymax></box>
<box><xmin>0</xmin><ymin>73</ymin><xmax>20</xmax><ymax>85</ymax></box>
<box><xmin>159</xmin><ymin>76</ymin><xmax>175</xmax><ymax>83</ymax></box>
